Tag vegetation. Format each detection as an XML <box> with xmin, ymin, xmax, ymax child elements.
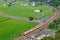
<box><xmin>48</xmin><ymin>17</ymin><xmax>60</xmax><ymax>30</ymax></box>
<box><xmin>7</xmin><ymin>2</ymin><xmax>12</xmax><ymax>7</ymax></box>
<box><xmin>0</xmin><ymin>17</ymin><xmax>37</xmax><ymax>40</ymax></box>
<box><xmin>41</xmin><ymin>37</ymin><xmax>55</xmax><ymax>40</ymax></box>
<box><xmin>48</xmin><ymin>22</ymin><xmax>58</xmax><ymax>30</ymax></box>
<box><xmin>44</xmin><ymin>17</ymin><xmax>60</xmax><ymax>40</ymax></box>
<box><xmin>58</xmin><ymin>6</ymin><xmax>60</xmax><ymax>10</ymax></box>
<box><xmin>55</xmin><ymin>30</ymin><xmax>60</xmax><ymax>40</ymax></box>
<box><xmin>41</xmin><ymin>30</ymin><xmax>60</xmax><ymax>40</ymax></box>
<box><xmin>0</xmin><ymin>17</ymin><xmax>8</xmax><ymax>21</ymax></box>
<box><xmin>0</xmin><ymin>2</ymin><xmax>54</xmax><ymax>18</ymax></box>
<box><xmin>0</xmin><ymin>0</ymin><xmax>57</xmax><ymax>40</ymax></box>
<box><xmin>29</xmin><ymin>16</ymin><xmax>34</xmax><ymax>21</ymax></box>
<box><xmin>49</xmin><ymin>0</ymin><xmax>60</xmax><ymax>8</ymax></box>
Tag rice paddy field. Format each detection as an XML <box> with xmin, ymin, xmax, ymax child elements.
<box><xmin>0</xmin><ymin>1</ymin><xmax>55</xmax><ymax>40</ymax></box>
<box><xmin>0</xmin><ymin>2</ymin><xmax>54</xmax><ymax>18</ymax></box>
<box><xmin>0</xmin><ymin>17</ymin><xmax>37</xmax><ymax>40</ymax></box>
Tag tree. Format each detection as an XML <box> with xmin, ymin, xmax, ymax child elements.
<box><xmin>29</xmin><ymin>17</ymin><xmax>34</xmax><ymax>21</ymax></box>
<box><xmin>4</xmin><ymin>0</ymin><xmax>7</xmax><ymax>2</ymax></box>
<box><xmin>53</xmin><ymin>20</ymin><xmax>59</xmax><ymax>25</ymax></box>
<box><xmin>49</xmin><ymin>0</ymin><xmax>60</xmax><ymax>7</ymax></box>
<box><xmin>57</xmin><ymin>18</ymin><xmax>60</xmax><ymax>22</ymax></box>
<box><xmin>53</xmin><ymin>18</ymin><xmax>60</xmax><ymax>25</ymax></box>
<box><xmin>48</xmin><ymin>23</ymin><xmax>58</xmax><ymax>30</ymax></box>
<box><xmin>55</xmin><ymin>31</ymin><xmax>60</xmax><ymax>40</ymax></box>
<box><xmin>7</xmin><ymin>2</ymin><xmax>12</xmax><ymax>7</ymax></box>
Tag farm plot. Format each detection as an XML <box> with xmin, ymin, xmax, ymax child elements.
<box><xmin>0</xmin><ymin>17</ymin><xmax>37</xmax><ymax>40</ymax></box>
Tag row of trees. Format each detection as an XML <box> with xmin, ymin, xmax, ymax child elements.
<box><xmin>20</xmin><ymin>0</ymin><xmax>60</xmax><ymax>7</ymax></box>
<box><xmin>1</xmin><ymin>0</ymin><xmax>60</xmax><ymax>7</ymax></box>
<box><xmin>49</xmin><ymin>0</ymin><xmax>60</xmax><ymax>8</ymax></box>
<box><xmin>2</xmin><ymin>0</ymin><xmax>17</xmax><ymax>2</ymax></box>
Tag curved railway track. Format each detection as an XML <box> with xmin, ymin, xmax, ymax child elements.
<box><xmin>16</xmin><ymin>7</ymin><xmax>59</xmax><ymax>40</ymax></box>
<box><xmin>17</xmin><ymin>6</ymin><xmax>60</xmax><ymax>40</ymax></box>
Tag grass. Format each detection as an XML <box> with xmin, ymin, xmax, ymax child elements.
<box><xmin>0</xmin><ymin>2</ymin><xmax>55</xmax><ymax>40</ymax></box>
<box><xmin>58</xmin><ymin>6</ymin><xmax>60</xmax><ymax>10</ymax></box>
<box><xmin>0</xmin><ymin>2</ymin><xmax>54</xmax><ymax>18</ymax></box>
<box><xmin>0</xmin><ymin>17</ymin><xmax>8</xmax><ymax>21</ymax></box>
<box><xmin>0</xmin><ymin>17</ymin><xmax>37</xmax><ymax>40</ymax></box>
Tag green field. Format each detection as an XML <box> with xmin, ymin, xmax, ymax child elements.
<box><xmin>0</xmin><ymin>2</ymin><xmax>55</xmax><ymax>40</ymax></box>
<box><xmin>0</xmin><ymin>17</ymin><xmax>8</xmax><ymax>21</ymax></box>
<box><xmin>0</xmin><ymin>2</ymin><xmax>54</xmax><ymax>18</ymax></box>
<box><xmin>0</xmin><ymin>17</ymin><xmax>37</xmax><ymax>40</ymax></box>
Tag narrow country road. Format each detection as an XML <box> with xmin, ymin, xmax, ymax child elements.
<box><xmin>0</xmin><ymin>14</ymin><xmax>29</xmax><ymax>21</ymax></box>
<box><xmin>0</xmin><ymin>14</ymin><xmax>39</xmax><ymax>23</ymax></box>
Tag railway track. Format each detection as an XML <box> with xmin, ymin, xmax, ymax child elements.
<box><xmin>17</xmin><ymin>14</ymin><xmax>58</xmax><ymax>40</ymax></box>
<box><xmin>16</xmin><ymin>8</ymin><xmax>59</xmax><ymax>40</ymax></box>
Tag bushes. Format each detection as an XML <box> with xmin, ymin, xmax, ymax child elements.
<box><xmin>48</xmin><ymin>18</ymin><xmax>60</xmax><ymax>30</ymax></box>
<box><xmin>48</xmin><ymin>0</ymin><xmax>60</xmax><ymax>8</ymax></box>
<box><xmin>53</xmin><ymin>18</ymin><xmax>60</xmax><ymax>25</ymax></box>
<box><xmin>29</xmin><ymin>17</ymin><xmax>34</xmax><ymax>21</ymax></box>
<box><xmin>7</xmin><ymin>2</ymin><xmax>12</xmax><ymax>7</ymax></box>
<box><xmin>41</xmin><ymin>37</ymin><xmax>55</xmax><ymax>40</ymax></box>
<box><xmin>48</xmin><ymin>23</ymin><xmax>58</xmax><ymax>30</ymax></box>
